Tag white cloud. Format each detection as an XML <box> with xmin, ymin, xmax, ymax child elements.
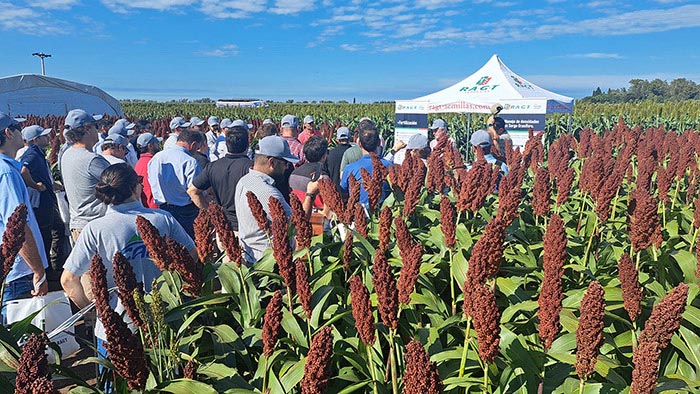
<box><xmin>270</xmin><ymin>0</ymin><xmax>314</xmax><ymax>14</ymax></box>
<box><xmin>340</xmin><ymin>43</ymin><xmax>362</xmax><ymax>51</ymax></box>
<box><xmin>199</xmin><ymin>0</ymin><xmax>267</xmax><ymax>18</ymax></box>
<box><xmin>554</xmin><ymin>52</ymin><xmax>625</xmax><ymax>59</ymax></box>
<box><xmin>100</xmin><ymin>0</ymin><xmax>196</xmax><ymax>13</ymax></box>
<box><xmin>196</xmin><ymin>44</ymin><xmax>239</xmax><ymax>57</ymax></box>
<box><xmin>25</xmin><ymin>0</ymin><xmax>79</xmax><ymax>10</ymax></box>
<box><xmin>0</xmin><ymin>2</ymin><xmax>67</xmax><ymax>35</ymax></box>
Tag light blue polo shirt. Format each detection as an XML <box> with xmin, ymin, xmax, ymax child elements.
<box><xmin>147</xmin><ymin>145</ymin><xmax>201</xmax><ymax>206</ymax></box>
<box><xmin>0</xmin><ymin>154</ymin><xmax>48</xmax><ymax>283</ymax></box>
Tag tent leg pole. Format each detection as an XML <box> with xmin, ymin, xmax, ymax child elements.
<box><xmin>466</xmin><ymin>113</ymin><xmax>471</xmax><ymax>163</ymax></box>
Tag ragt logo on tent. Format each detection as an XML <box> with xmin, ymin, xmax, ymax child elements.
<box><xmin>510</xmin><ymin>75</ymin><xmax>534</xmax><ymax>90</ymax></box>
<box><xmin>459</xmin><ymin>75</ymin><xmax>499</xmax><ymax>93</ymax></box>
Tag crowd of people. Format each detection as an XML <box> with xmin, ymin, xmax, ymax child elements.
<box><xmin>1</xmin><ymin>109</ymin><xmax>511</xmax><ymax>329</ymax></box>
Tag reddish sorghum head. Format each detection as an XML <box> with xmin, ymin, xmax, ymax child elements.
<box><xmin>290</xmin><ymin>193</ymin><xmax>313</xmax><ymax>251</ymax></box>
<box><xmin>262</xmin><ymin>290</ymin><xmax>283</xmax><ymax>357</ymax></box>
<box><xmin>618</xmin><ymin>253</ymin><xmax>642</xmax><ymax>323</ymax></box>
<box><xmin>15</xmin><ymin>333</ymin><xmax>56</xmax><ymax>394</ymax></box>
<box><xmin>440</xmin><ymin>195</ymin><xmax>456</xmax><ymax>250</ymax></box>
<box><xmin>269</xmin><ymin>196</ymin><xmax>295</xmax><ymax>292</ymax></box>
<box><xmin>295</xmin><ymin>259</ymin><xmax>312</xmax><ymax>319</ymax></box>
<box><xmin>372</xmin><ymin>249</ymin><xmax>398</xmax><ymax>330</ymax></box>
<box><xmin>165</xmin><ymin>237</ymin><xmax>202</xmax><ymax>296</ymax></box>
<box><xmin>209</xmin><ymin>203</ymin><xmax>242</xmax><ymax>267</ymax></box>
<box><xmin>629</xmin><ymin>188</ymin><xmax>663</xmax><ymax>253</ymax></box>
<box><xmin>193</xmin><ymin>205</ymin><xmax>215</xmax><ymax>263</ymax></box>
<box><xmin>378</xmin><ymin>206</ymin><xmax>393</xmax><ymax>251</ymax></box>
<box><xmin>538</xmin><ymin>214</ymin><xmax>566</xmax><ymax>351</ymax></box>
<box><xmin>301</xmin><ymin>326</ymin><xmax>334</xmax><ymax>394</ymax></box>
<box><xmin>246</xmin><ymin>191</ymin><xmax>270</xmax><ymax>235</ymax></box>
<box><xmin>1</xmin><ymin>203</ymin><xmax>27</xmax><ymax>281</ymax></box>
<box><xmin>112</xmin><ymin>251</ymin><xmax>145</xmax><ymax>330</ymax></box>
<box><xmin>532</xmin><ymin>166</ymin><xmax>551</xmax><ymax>217</ymax></box>
<box><xmin>136</xmin><ymin>215</ymin><xmax>169</xmax><ymax>271</ymax></box>
<box><xmin>575</xmin><ymin>281</ymin><xmax>606</xmax><ymax>381</ymax></box>
<box><xmin>349</xmin><ymin>275</ymin><xmax>376</xmax><ymax>346</ymax></box>
<box><xmin>402</xmin><ymin>340</ymin><xmax>443</xmax><ymax>394</ymax></box>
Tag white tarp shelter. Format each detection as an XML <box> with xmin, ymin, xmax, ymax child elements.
<box><xmin>409</xmin><ymin>54</ymin><xmax>573</xmax><ymax>115</ymax></box>
<box><xmin>0</xmin><ymin>74</ymin><xmax>123</xmax><ymax>117</ymax></box>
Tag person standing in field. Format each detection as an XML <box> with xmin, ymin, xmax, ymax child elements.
<box><xmin>104</xmin><ymin>122</ymin><xmax>138</xmax><ymax>166</ymax></box>
<box><xmin>189</xmin><ymin>116</ymin><xmax>206</xmax><ymax>132</ymax></box>
<box><xmin>326</xmin><ymin>126</ymin><xmax>352</xmax><ymax>190</ymax></box>
<box><xmin>133</xmin><ymin>132</ymin><xmax>161</xmax><ymax>209</ymax></box>
<box><xmin>290</xmin><ymin>136</ymin><xmax>328</xmax><ymax>218</ymax></box>
<box><xmin>188</xmin><ymin>125</ymin><xmax>252</xmax><ymax>232</ymax></box>
<box><xmin>0</xmin><ymin>113</ymin><xmax>49</xmax><ymax>319</ymax></box>
<box><xmin>235</xmin><ymin>136</ymin><xmax>319</xmax><ymax>264</ymax></box>
<box><xmin>211</xmin><ymin>118</ymin><xmax>233</xmax><ymax>161</ymax></box>
<box><xmin>18</xmin><ymin>125</ymin><xmax>65</xmax><ymax>276</ymax></box>
<box><xmin>130</xmin><ymin>120</ymin><xmax>153</xmax><ymax>160</ymax></box>
<box><xmin>280</xmin><ymin>114</ymin><xmax>305</xmax><ymax>166</ymax></box>
<box><xmin>100</xmin><ymin>134</ymin><xmax>129</xmax><ymax>165</ymax></box>
<box><xmin>163</xmin><ymin>116</ymin><xmax>191</xmax><ymax>150</ymax></box>
<box><xmin>298</xmin><ymin>115</ymin><xmax>321</xmax><ymax>145</ymax></box>
<box><xmin>205</xmin><ymin>116</ymin><xmax>220</xmax><ymax>152</ymax></box>
<box><xmin>148</xmin><ymin>128</ymin><xmax>202</xmax><ymax>239</ymax></box>
<box><xmin>60</xmin><ymin>109</ymin><xmax>111</xmax><ymax>242</ymax></box>
<box><xmin>470</xmin><ymin>129</ymin><xmax>509</xmax><ymax>175</ymax></box>
<box><xmin>487</xmin><ymin>116</ymin><xmax>511</xmax><ymax>159</ymax></box>
<box><xmin>429</xmin><ymin>118</ymin><xmax>455</xmax><ymax>150</ymax></box>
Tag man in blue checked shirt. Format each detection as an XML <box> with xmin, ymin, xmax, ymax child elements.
<box><xmin>148</xmin><ymin>128</ymin><xmax>203</xmax><ymax>239</ymax></box>
<box><xmin>0</xmin><ymin>113</ymin><xmax>49</xmax><ymax>322</ymax></box>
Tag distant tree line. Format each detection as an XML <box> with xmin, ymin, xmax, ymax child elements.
<box><xmin>580</xmin><ymin>78</ymin><xmax>700</xmax><ymax>103</ymax></box>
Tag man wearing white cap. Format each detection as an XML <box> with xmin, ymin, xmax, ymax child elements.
<box><xmin>394</xmin><ymin>133</ymin><xmax>430</xmax><ymax>165</ymax></box>
<box><xmin>163</xmin><ymin>116</ymin><xmax>191</xmax><ymax>150</ymax></box>
<box><xmin>210</xmin><ymin>118</ymin><xmax>233</xmax><ymax>162</ymax></box>
<box><xmin>280</xmin><ymin>114</ymin><xmax>305</xmax><ymax>167</ymax></box>
<box><xmin>429</xmin><ymin>118</ymin><xmax>455</xmax><ymax>150</ymax></box>
<box><xmin>99</xmin><ymin>121</ymin><xmax>138</xmax><ymax>166</ymax></box>
<box><xmin>326</xmin><ymin>126</ymin><xmax>352</xmax><ymax>189</ymax></box>
<box><xmin>298</xmin><ymin>115</ymin><xmax>321</xmax><ymax>145</ymax></box>
<box><xmin>60</xmin><ymin>109</ymin><xmax>111</xmax><ymax>241</ymax></box>
<box><xmin>205</xmin><ymin>116</ymin><xmax>220</xmax><ymax>152</ymax></box>
<box><xmin>0</xmin><ymin>113</ymin><xmax>49</xmax><ymax>313</ymax></box>
<box><xmin>470</xmin><ymin>129</ymin><xmax>509</xmax><ymax>175</ymax></box>
<box><xmin>235</xmin><ymin>135</ymin><xmax>319</xmax><ymax>264</ymax></box>
<box><xmin>101</xmin><ymin>135</ymin><xmax>129</xmax><ymax>165</ymax></box>
<box><xmin>19</xmin><ymin>125</ymin><xmax>66</xmax><ymax>275</ymax></box>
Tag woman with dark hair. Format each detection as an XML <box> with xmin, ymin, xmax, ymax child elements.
<box><xmin>60</xmin><ymin>163</ymin><xmax>195</xmax><ymax>365</ymax></box>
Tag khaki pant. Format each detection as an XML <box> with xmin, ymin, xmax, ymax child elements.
<box><xmin>70</xmin><ymin>228</ymin><xmax>94</xmax><ymax>302</ymax></box>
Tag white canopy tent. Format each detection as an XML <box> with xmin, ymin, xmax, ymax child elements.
<box><xmin>411</xmin><ymin>54</ymin><xmax>574</xmax><ymax>115</ymax></box>
<box><xmin>0</xmin><ymin>74</ymin><xmax>123</xmax><ymax>117</ymax></box>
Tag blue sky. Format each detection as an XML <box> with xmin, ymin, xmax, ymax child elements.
<box><xmin>2</xmin><ymin>0</ymin><xmax>699</xmax><ymax>102</ymax></box>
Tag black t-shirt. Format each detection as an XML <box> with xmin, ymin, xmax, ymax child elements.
<box><xmin>326</xmin><ymin>143</ymin><xmax>351</xmax><ymax>188</ymax></box>
<box><xmin>192</xmin><ymin>153</ymin><xmax>252</xmax><ymax>231</ymax></box>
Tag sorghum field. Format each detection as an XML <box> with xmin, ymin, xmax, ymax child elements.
<box><xmin>2</xmin><ymin>101</ymin><xmax>700</xmax><ymax>394</ymax></box>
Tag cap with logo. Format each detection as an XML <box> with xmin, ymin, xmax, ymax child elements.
<box><xmin>190</xmin><ymin>116</ymin><xmax>205</xmax><ymax>126</ymax></box>
<box><xmin>470</xmin><ymin>129</ymin><xmax>491</xmax><ymax>148</ymax></box>
<box><xmin>207</xmin><ymin>116</ymin><xmax>220</xmax><ymax>126</ymax></box>
<box><xmin>21</xmin><ymin>125</ymin><xmax>52</xmax><ymax>141</ymax></box>
<box><xmin>64</xmin><ymin>109</ymin><xmax>102</xmax><ymax>130</ymax></box>
<box><xmin>255</xmin><ymin>135</ymin><xmax>299</xmax><ymax>163</ymax></box>
<box><xmin>429</xmin><ymin>119</ymin><xmax>447</xmax><ymax>130</ymax></box>
<box><xmin>336</xmin><ymin>126</ymin><xmax>350</xmax><ymax>140</ymax></box>
<box><xmin>136</xmin><ymin>132</ymin><xmax>162</xmax><ymax>148</ymax></box>
<box><xmin>280</xmin><ymin>114</ymin><xmax>299</xmax><ymax>129</ymax></box>
<box><xmin>406</xmin><ymin>133</ymin><xmax>429</xmax><ymax>150</ymax></box>
<box><xmin>169</xmin><ymin>116</ymin><xmax>191</xmax><ymax>130</ymax></box>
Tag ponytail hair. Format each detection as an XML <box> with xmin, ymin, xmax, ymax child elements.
<box><xmin>95</xmin><ymin>163</ymin><xmax>139</xmax><ymax>205</ymax></box>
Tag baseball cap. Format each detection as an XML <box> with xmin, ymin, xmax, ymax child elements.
<box><xmin>190</xmin><ymin>116</ymin><xmax>205</xmax><ymax>126</ymax></box>
<box><xmin>262</xmin><ymin>118</ymin><xmax>274</xmax><ymax>125</ymax></box>
<box><xmin>64</xmin><ymin>109</ymin><xmax>102</xmax><ymax>130</ymax></box>
<box><xmin>114</xmin><ymin>119</ymin><xmax>135</xmax><ymax>130</ymax></box>
<box><xmin>207</xmin><ymin>116</ymin><xmax>220</xmax><ymax>126</ymax></box>
<box><xmin>280</xmin><ymin>114</ymin><xmax>299</xmax><ymax>129</ymax></box>
<box><xmin>169</xmin><ymin>116</ymin><xmax>191</xmax><ymax>130</ymax></box>
<box><xmin>470</xmin><ymin>129</ymin><xmax>491</xmax><ymax>148</ymax></box>
<box><xmin>406</xmin><ymin>133</ymin><xmax>429</xmax><ymax>150</ymax></box>
<box><xmin>0</xmin><ymin>113</ymin><xmax>25</xmax><ymax>130</ymax></box>
<box><xmin>136</xmin><ymin>132</ymin><xmax>162</xmax><ymax>148</ymax></box>
<box><xmin>430</xmin><ymin>119</ymin><xmax>447</xmax><ymax>130</ymax></box>
<box><xmin>103</xmin><ymin>134</ymin><xmax>128</xmax><ymax>147</ymax></box>
<box><xmin>303</xmin><ymin>115</ymin><xmax>314</xmax><ymax>124</ymax></box>
<box><xmin>22</xmin><ymin>125</ymin><xmax>52</xmax><ymax>141</ymax></box>
<box><xmin>231</xmin><ymin>119</ymin><xmax>249</xmax><ymax>130</ymax></box>
<box><xmin>108</xmin><ymin>122</ymin><xmax>134</xmax><ymax>137</ymax></box>
<box><xmin>255</xmin><ymin>135</ymin><xmax>299</xmax><ymax>163</ymax></box>
<box><xmin>220</xmin><ymin>118</ymin><xmax>234</xmax><ymax>129</ymax></box>
<box><xmin>336</xmin><ymin>126</ymin><xmax>350</xmax><ymax>140</ymax></box>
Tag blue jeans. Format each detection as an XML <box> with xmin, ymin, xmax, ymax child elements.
<box><xmin>160</xmin><ymin>203</ymin><xmax>199</xmax><ymax>240</ymax></box>
<box><xmin>97</xmin><ymin>337</ymin><xmax>114</xmax><ymax>393</ymax></box>
<box><xmin>1</xmin><ymin>274</ymin><xmax>34</xmax><ymax>325</ymax></box>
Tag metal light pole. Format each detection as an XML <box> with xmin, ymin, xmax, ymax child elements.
<box><xmin>32</xmin><ymin>52</ymin><xmax>52</xmax><ymax>75</ymax></box>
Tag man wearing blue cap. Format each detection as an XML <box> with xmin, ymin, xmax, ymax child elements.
<box><xmin>298</xmin><ymin>115</ymin><xmax>322</xmax><ymax>145</ymax></box>
<box><xmin>0</xmin><ymin>113</ymin><xmax>49</xmax><ymax>314</ymax></box>
<box><xmin>19</xmin><ymin>125</ymin><xmax>66</xmax><ymax>275</ymax></box>
<box><xmin>101</xmin><ymin>135</ymin><xmax>129</xmax><ymax>165</ymax></box>
<box><xmin>103</xmin><ymin>122</ymin><xmax>138</xmax><ymax>166</ymax></box>
<box><xmin>60</xmin><ymin>109</ymin><xmax>111</xmax><ymax>242</ymax></box>
<box><xmin>235</xmin><ymin>135</ymin><xmax>319</xmax><ymax>264</ymax></box>
<box><xmin>470</xmin><ymin>129</ymin><xmax>509</xmax><ymax>175</ymax></box>
<box><xmin>326</xmin><ymin>126</ymin><xmax>352</xmax><ymax>189</ymax></box>
<box><xmin>134</xmin><ymin>133</ymin><xmax>162</xmax><ymax>209</ymax></box>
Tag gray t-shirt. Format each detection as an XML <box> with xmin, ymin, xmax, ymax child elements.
<box><xmin>64</xmin><ymin>200</ymin><xmax>194</xmax><ymax>340</ymax></box>
<box><xmin>234</xmin><ymin>169</ymin><xmax>292</xmax><ymax>264</ymax></box>
<box><xmin>60</xmin><ymin>147</ymin><xmax>110</xmax><ymax>229</ymax></box>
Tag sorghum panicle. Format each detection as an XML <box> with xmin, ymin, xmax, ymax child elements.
<box><xmin>136</xmin><ymin>215</ymin><xmax>169</xmax><ymax>271</ymax></box>
<box><xmin>440</xmin><ymin>195</ymin><xmax>456</xmax><ymax>250</ymax></box>
<box><xmin>209</xmin><ymin>203</ymin><xmax>242</xmax><ymax>266</ymax></box>
<box><xmin>262</xmin><ymin>290</ymin><xmax>283</xmax><ymax>357</ymax></box>
<box><xmin>112</xmin><ymin>251</ymin><xmax>145</xmax><ymax>329</ymax></box>
<box><xmin>1</xmin><ymin>203</ymin><xmax>27</xmax><ymax>281</ymax></box>
<box><xmin>630</xmin><ymin>283</ymin><xmax>688</xmax><ymax>394</ymax></box>
<box><xmin>290</xmin><ymin>193</ymin><xmax>313</xmax><ymax>250</ymax></box>
<box><xmin>295</xmin><ymin>259</ymin><xmax>312</xmax><ymax>319</ymax></box>
<box><xmin>372</xmin><ymin>249</ymin><xmax>399</xmax><ymax>330</ymax></box>
<box><xmin>378</xmin><ymin>206</ymin><xmax>393</xmax><ymax>251</ymax></box>
<box><xmin>246</xmin><ymin>191</ymin><xmax>270</xmax><ymax>235</ymax></box>
<box><xmin>575</xmin><ymin>281</ymin><xmax>606</xmax><ymax>381</ymax></box>
<box><xmin>269</xmin><ymin>197</ymin><xmax>295</xmax><ymax>292</ymax></box>
<box><xmin>402</xmin><ymin>340</ymin><xmax>443</xmax><ymax>394</ymax></box>
<box><xmin>301</xmin><ymin>326</ymin><xmax>334</xmax><ymax>394</ymax></box>
<box><xmin>193</xmin><ymin>205</ymin><xmax>215</xmax><ymax>263</ymax></box>
<box><xmin>538</xmin><ymin>214</ymin><xmax>566</xmax><ymax>351</ymax></box>
<box><xmin>532</xmin><ymin>166</ymin><xmax>551</xmax><ymax>217</ymax></box>
<box><xmin>618</xmin><ymin>253</ymin><xmax>642</xmax><ymax>322</ymax></box>
<box><xmin>349</xmin><ymin>275</ymin><xmax>375</xmax><ymax>346</ymax></box>
<box><xmin>15</xmin><ymin>333</ymin><xmax>56</xmax><ymax>394</ymax></box>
